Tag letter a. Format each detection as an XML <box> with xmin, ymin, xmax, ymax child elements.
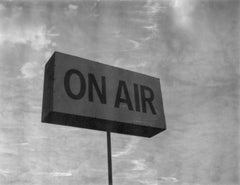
<box><xmin>114</xmin><ymin>81</ymin><xmax>133</xmax><ymax>111</ymax></box>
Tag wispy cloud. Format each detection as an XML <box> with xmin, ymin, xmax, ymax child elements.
<box><xmin>20</xmin><ymin>61</ymin><xmax>40</xmax><ymax>79</ymax></box>
<box><xmin>0</xmin><ymin>5</ymin><xmax>59</xmax><ymax>50</ymax></box>
<box><xmin>50</xmin><ymin>172</ymin><xmax>72</xmax><ymax>177</ymax></box>
<box><xmin>113</xmin><ymin>138</ymin><xmax>139</xmax><ymax>157</ymax></box>
<box><xmin>31</xmin><ymin>171</ymin><xmax>73</xmax><ymax>177</ymax></box>
<box><xmin>65</xmin><ymin>4</ymin><xmax>79</xmax><ymax>16</ymax></box>
<box><xmin>128</xmin><ymin>39</ymin><xmax>140</xmax><ymax>49</ymax></box>
<box><xmin>144</xmin><ymin>23</ymin><xmax>158</xmax><ymax>31</ymax></box>
<box><xmin>170</xmin><ymin>0</ymin><xmax>197</xmax><ymax>29</ymax></box>
<box><xmin>68</xmin><ymin>4</ymin><xmax>78</xmax><ymax>11</ymax></box>
<box><xmin>0</xmin><ymin>3</ymin><xmax>6</xmax><ymax>10</ymax></box>
<box><xmin>125</xmin><ymin>61</ymin><xmax>147</xmax><ymax>70</ymax></box>
<box><xmin>131</xmin><ymin>159</ymin><xmax>146</xmax><ymax>171</ymax></box>
<box><xmin>144</xmin><ymin>0</ymin><xmax>166</xmax><ymax>14</ymax></box>
<box><xmin>0</xmin><ymin>169</ymin><xmax>11</xmax><ymax>177</ymax></box>
<box><xmin>158</xmin><ymin>176</ymin><xmax>179</xmax><ymax>183</ymax></box>
<box><xmin>0</xmin><ymin>25</ymin><xmax>58</xmax><ymax>50</ymax></box>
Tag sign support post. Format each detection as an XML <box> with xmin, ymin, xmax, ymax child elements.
<box><xmin>107</xmin><ymin>131</ymin><xmax>113</xmax><ymax>185</ymax></box>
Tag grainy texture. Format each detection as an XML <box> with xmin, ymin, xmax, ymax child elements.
<box><xmin>0</xmin><ymin>0</ymin><xmax>239</xmax><ymax>185</ymax></box>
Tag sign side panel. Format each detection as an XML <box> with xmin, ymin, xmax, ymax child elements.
<box><xmin>156</xmin><ymin>79</ymin><xmax>166</xmax><ymax>130</ymax></box>
<box><xmin>46</xmin><ymin>111</ymin><xmax>165</xmax><ymax>137</ymax></box>
<box><xmin>41</xmin><ymin>53</ymin><xmax>55</xmax><ymax>122</ymax></box>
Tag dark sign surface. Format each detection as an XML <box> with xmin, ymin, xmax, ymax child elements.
<box><xmin>42</xmin><ymin>52</ymin><xmax>166</xmax><ymax>137</ymax></box>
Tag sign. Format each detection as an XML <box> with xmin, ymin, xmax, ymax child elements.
<box><xmin>42</xmin><ymin>52</ymin><xmax>166</xmax><ymax>137</ymax></box>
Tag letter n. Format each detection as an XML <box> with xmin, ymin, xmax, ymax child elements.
<box><xmin>88</xmin><ymin>73</ymin><xmax>107</xmax><ymax>104</ymax></box>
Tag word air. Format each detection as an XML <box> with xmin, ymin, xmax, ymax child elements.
<box><xmin>64</xmin><ymin>69</ymin><xmax>156</xmax><ymax>115</ymax></box>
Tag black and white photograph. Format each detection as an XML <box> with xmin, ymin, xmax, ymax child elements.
<box><xmin>0</xmin><ymin>0</ymin><xmax>239</xmax><ymax>185</ymax></box>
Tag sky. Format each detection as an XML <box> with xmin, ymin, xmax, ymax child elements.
<box><xmin>0</xmin><ymin>0</ymin><xmax>239</xmax><ymax>185</ymax></box>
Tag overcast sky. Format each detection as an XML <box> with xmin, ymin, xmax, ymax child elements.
<box><xmin>0</xmin><ymin>0</ymin><xmax>239</xmax><ymax>185</ymax></box>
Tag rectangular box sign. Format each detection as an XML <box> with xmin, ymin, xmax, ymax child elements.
<box><xmin>42</xmin><ymin>52</ymin><xmax>166</xmax><ymax>137</ymax></box>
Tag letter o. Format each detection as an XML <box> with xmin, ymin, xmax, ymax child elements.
<box><xmin>64</xmin><ymin>69</ymin><xmax>86</xmax><ymax>99</ymax></box>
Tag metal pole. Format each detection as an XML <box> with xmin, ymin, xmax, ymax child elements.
<box><xmin>107</xmin><ymin>131</ymin><xmax>113</xmax><ymax>185</ymax></box>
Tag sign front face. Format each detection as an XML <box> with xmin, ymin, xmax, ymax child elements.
<box><xmin>42</xmin><ymin>52</ymin><xmax>166</xmax><ymax>137</ymax></box>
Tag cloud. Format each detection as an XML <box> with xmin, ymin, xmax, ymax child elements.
<box><xmin>0</xmin><ymin>25</ymin><xmax>58</xmax><ymax>50</ymax></box>
<box><xmin>0</xmin><ymin>169</ymin><xmax>11</xmax><ymax>177</ymax></box>
<box><xmin>144</xmin><ymin>0</ymin><xmax>197</xmax><ymax>30</ymax></box>
<box><xmin>68</xmin><ymin>4</ymin><xmax>78</xmax><ymax>10</ymax></box>
<box><xmin>113</xmin><ymin>138</ymin><xmax>139</xmax><ymax>157</ymax></box>
<box><xmin>0</xmin><ymin>6</ymin><xmax>59</xmax><ymax>50</ymax></box>
<box><xmin>131</xmin><ymin>159</ymin><xmax>146</xmax><ymax>171</ymax></box>
<box><xmin>144</xmin><ymin>23</ymin><xmax>158</xmax><ymax>31</ymax></box>
<box><xmin>0</xmin><ymin>3</ymin><xmax>6</xmax><ymax>11</ymax></box>
<box><xmin>20</xmin><ymin>61</ymin><xmax>41</xmax><ymax>79</ymax></box>
<box><xmin>145</xmin><ymin>0</ymin><xmax>166</xmax><ymax>14</ymax></box>
<box><xmin>44</xmin><ymin>51</ymin><xmax>53</xmax><ymax>60</ymax></box>
<box><xmin>170</xmin><ymin>0</ymin><xmax>197</xmax><ymax>29</ymax></box>
<box><xmin>158</xmin><ymin>176</ymin><xmax>179</xmax><ymax>183</ymax></box>
<box><xmin>65</xmin><ymin>4</ymin><xmax>79</xmax><ymax>16</ymax></box>
<box><xmin>31</xmin><ymin>171</ymin><xmax>72</xmax><ymax>177</ymax></box>
<box><xmin>129</xmin><ymin>39</ymin><xmax>140</xmax><ymax>49</ymax></box>
<box><xmin>50</xmin><ymin>172</ymin><xmax>72</xmax><ymax>177</ymax></box>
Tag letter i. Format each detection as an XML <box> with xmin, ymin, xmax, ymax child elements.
<box><xmin>134</xmin><ymin>84</ymin><xmax>140</xmax><ymax>112</ymax></box>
